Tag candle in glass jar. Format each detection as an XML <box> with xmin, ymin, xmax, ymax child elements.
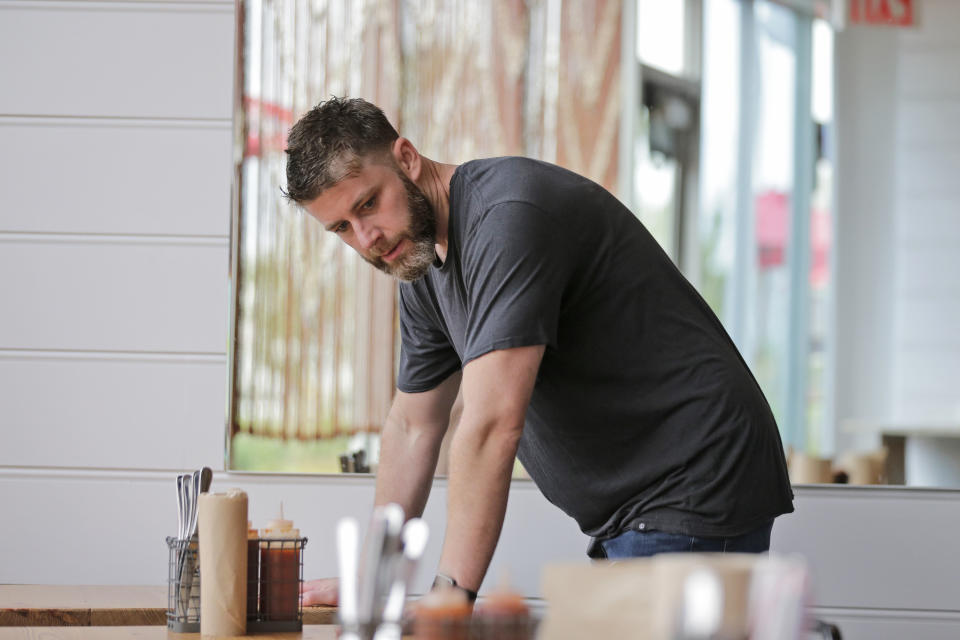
<box><xmin>473</xmin><ymin>584</ymin><xmax>532</xmax><ymax>640</ymax></box>
<box><xmin>413</xmin><ymin>588</ymin><xmax>472</xmax><ymax>640</ymax></box>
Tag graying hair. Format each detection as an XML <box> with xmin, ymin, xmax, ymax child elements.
<box><xmin>283</xmin><ymin>97</ymin><xmax>399</xmax><ymax>203</ymax></box>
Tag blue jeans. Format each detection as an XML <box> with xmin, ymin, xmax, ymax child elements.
<box><xmin>591</xmin><ymin>520</ymin><xmax>773</xmax><ymax>559</ymax></box>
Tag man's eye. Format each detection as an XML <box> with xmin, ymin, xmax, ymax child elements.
<box><xmin>333</xmin><ymin>221</ymin><xmax>349</xmax><ymax>233</ymax></box>
<box><xmin>361</xmin><ymin>197</ymin><xmax>376</xmax><ymax>209</ymax></box>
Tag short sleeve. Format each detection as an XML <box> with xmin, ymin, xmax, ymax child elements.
<box><xmin>460</xmin><ymin>201</ymin><xmax>574</xmax><ymax>364</ymax></box>
<box><xmin>396</xmin><ymin>283</ymin><xmax>461</xmax><ymax>393</ymax></box>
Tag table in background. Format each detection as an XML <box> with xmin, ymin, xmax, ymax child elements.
<box><xmin>844</xmin><ymin>419</ymin><xmax>960</xmax><ymax>486</ymax></box>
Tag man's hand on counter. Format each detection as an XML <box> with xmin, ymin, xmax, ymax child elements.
<box><xmin>301</xmin><ymin>577</ymin><xmax>339</xmax><ymax>606</ymax></box>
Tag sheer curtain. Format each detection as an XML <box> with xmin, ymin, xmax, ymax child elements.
<box><xmin>231</xmin><ymin>0</ymin><xmax>623</xmax><ymax>453</ymax></box>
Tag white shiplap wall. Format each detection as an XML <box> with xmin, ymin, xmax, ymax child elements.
<box><xmin>891</xmin><ymin>0</ymin><xmax>960</xmax><ymax>422</ymax></box>
<box><xmin>833</xmin><ymin>15</ymin><xmax>898</xmax><ymax>450</ymax></box>
<box><xmin>1</xmin><ymin>2</ymin><xmax>960</xmax><ymax>639</ymax></box>
<box><xmin>0</xmin><ymin>0</ymin><xmax>234</xmax><ymax>475</ymax></box>
<box><xmin>833</xmin><ymin>0</ymin><xmax>960</xmax><ymax>453</ymax></box>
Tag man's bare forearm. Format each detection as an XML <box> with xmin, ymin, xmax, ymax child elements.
<box><xmin>373</xmin><ymin>410</ymin><xmax>445</xmax><ymax>518</ymax></box>
<box><xmin>373</xmin><ymin>373</ymin><xmax>462</xmax><ymax>519</ymax></box>
<box><xmin>434</xmin><ymin>346</ymin><xmax>543</xmax><ymax>593</ymax></box>
<box><xmin>436</xmin><ymin>413</ymin><xmax>522</xmax><ymax>592</ymax></box>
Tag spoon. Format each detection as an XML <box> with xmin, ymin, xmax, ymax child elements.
<box><xmin>176</xmin><ymin>475</ymin><xmax>185</xmax><ymax>540</ymax></box>
<box><xmin>200</xmin><ymin>466</ymin><xmax>213</xmax><ymax>494</ymax></box>
<box><xmin>187</xmin><ymin>469</ymin><xmax>201</xmax><ymax>540</ymax></box>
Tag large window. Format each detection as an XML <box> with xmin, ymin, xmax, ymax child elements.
<box><xmin>632</xmin><ymin>0</ymin><xmax>701</xmax><ymax>264</ymax></box>
<box><xmin>229</xmin><ymin>0</ymin><xmax>629</xmax><ymax>474</ymax></box>
<box><xmin>228</xmin><ymin>0</ymin><xmax>838</xmax><ymax>474</ymax></box>
<box><xmin>698</xmin><ymin>0</ymin><xmax>835</xmax><ymax>456</ymax></box>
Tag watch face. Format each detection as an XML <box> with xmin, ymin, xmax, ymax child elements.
<box><xmin>433</xmin><ymin>574</ymin><xmax>456</xmax><ymax>589</ymax></box>
<box><xmin>432</xmin><ymin>574</ymin><xmax>477</xmax><ymax>602</ymax></box>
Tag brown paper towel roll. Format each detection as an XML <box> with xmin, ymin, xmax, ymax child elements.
<box><xmin>199</xmin><ymin>489</ymin><xmax>248</xmax><ymax>637</ymax></box>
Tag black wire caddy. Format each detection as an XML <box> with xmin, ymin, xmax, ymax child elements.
<box><xmin>165</xmin><ymin>535</ymin><xmax>308</xmax><ymax>633</ymax></box>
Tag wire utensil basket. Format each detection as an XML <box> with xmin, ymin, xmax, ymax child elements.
<box><xmin>166</xmin><ymin>536</ymin><xmax>200</xmax><ymax>632</ymax></box>
<box><xmin>165</xmin><ymin>535</ymin><xmax>308</xmax><ymax>633</ymax></box>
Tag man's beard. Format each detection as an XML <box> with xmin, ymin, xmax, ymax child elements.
<box><xmin>364</xmin><ymin>171</ymin><xmax>437</xmax><ymax>282</ymax></box>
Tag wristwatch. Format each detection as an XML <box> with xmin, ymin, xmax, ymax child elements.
<box><xmin>432</xmin><ymin>573</ymin><xmax>478</xmax><ymax>602</ymax></box>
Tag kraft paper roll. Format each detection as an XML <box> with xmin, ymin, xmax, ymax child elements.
<box><xmin>199</xmin><ymin>489</ymin><xmax>248</xmax><ymax>637</ymax></box>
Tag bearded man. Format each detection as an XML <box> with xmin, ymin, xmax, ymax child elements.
<box><xmin>283</xmin><ymin>97</ymin><xmax>794</xmax><ymax>605</ymax></box>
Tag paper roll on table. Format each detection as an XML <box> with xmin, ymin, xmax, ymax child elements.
<box><xmin>198</xmin><ymin>489</ymin><xmax>249</xmax><ymax>637</ymax></box>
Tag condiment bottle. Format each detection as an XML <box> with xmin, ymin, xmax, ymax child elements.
<box><xmin>413</xmin><ymin>587</ymin><xmax>471</xmax><ymax>640</ymax></box>
<box><xmin>473</xmin><ymin>578</ymin><xmax>532</xmax><ymax>640</ymax></box>
<box><xmin>246</xmin><ymin>521</ymin><xmax>259</xmax><ymax>620</ymax></box>
<box><xmin>259</xmin><ymin>504</ymin><xmax>301</xmax><ymax>622</ymax></box>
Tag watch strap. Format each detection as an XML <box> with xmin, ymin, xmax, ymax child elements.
<box><xmin>432</xmin><ymin>573</ymin><xmax>478</xmax><ymax>602</ymax></box>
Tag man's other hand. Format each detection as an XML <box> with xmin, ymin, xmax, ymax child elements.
<box><xmin>300</xmin><ymin>577</ymin><xmax>339</xmax><ymax>606</ymax></box>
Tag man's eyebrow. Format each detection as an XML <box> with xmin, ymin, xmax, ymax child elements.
<box><xmin>349</xmin><ymin>188</ymin><xmax>375</xmax><ymax>213</ymax></box>
<box><xmin>323</xmin><ymin>188</ymin><xmax>375</xmax><ymax>232</ymax></box>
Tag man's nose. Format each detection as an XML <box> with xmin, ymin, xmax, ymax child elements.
<box><xmin>353</xmin><ymin>219</ymin><xmax>382</xmax><ymax>251</ymax></box>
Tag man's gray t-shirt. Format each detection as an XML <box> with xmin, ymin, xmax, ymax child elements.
<box><xmin>397</xmin><ymin>157</ymin><xmax>794</xmax><ymax>543</ymax></box>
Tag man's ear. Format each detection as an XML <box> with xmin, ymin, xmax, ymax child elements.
<box><xmin>392</xmin><ymin>137</ymin><xmax>421</xmax><ymax>181</ymax></box>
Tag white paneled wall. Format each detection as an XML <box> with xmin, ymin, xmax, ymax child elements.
<box><xmin>2</xmin><ymin>2</ymin><xmax>960</xmax><ymax>639</ymax></box>
<box><xmin>0</xmin><ymin>2</ymin><xmax>234</xmax><ymax>119</ymax></box>
<box><xmin>0</xmin><ymin>352</ymin><xmax>226</xmax><ymax>470</ymax></box>
<box><xmin>891</xmin><ymin>0</ymin><xmax>960</xmax><ymax>421</ymax></box>
<box><xmin>833</xmin><ymin>19</ymin><xmax>898</xmax><ymax>449</ymax></box>
<box><xmin>0</xmin><ymin>0</ymin><xmax>234</xmax><ymax>477</ymax></box>
<box><xmin>0</xmin><ymin>240</ymin><xmax>228</xmax><ymax>352</ymax></box>
<box><xmin>834</xmin><ymin>0</ymin><xmax>960</xmax><ymax>438</ymax></box>
<box><xmin>0</xmin><ymin>119</ymin><xmax>233</xmax><ymax>236</ymax></box>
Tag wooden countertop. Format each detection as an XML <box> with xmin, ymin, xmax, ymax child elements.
<box><xmin>0</xmin><ymin>625</ymin><xmax>340</xmax><ymax>639</ymax></box>
<box><xmin>0</xmin><ymin>586</ymin><xmax>337</xmax><ymax>627</ymax></box>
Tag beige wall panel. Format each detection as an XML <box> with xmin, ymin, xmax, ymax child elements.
<box><xmin>896</xmin><ymin>102</ymin><xmax>960</xmax><ymax>146</ymax></box>
<box><xmin>895</xmin><ymin>296</ymin><xmax>960</xmax><ymax>348</ymax></box>
<box><xmin>810</xmin><ymin>608</ymin><xmax>960</xmax><ymax>640</ymax></box>
<box><xmin>896</xmin><ymin>246</ymin><xmax>960</xmax><ymax>295</ymax></box>
<box><xmin>0</xmin><ymin>470</ymin><xmax>587</xmax><ymax>592</ymax></box>
<box><xmin>771</xmin><ymin>487</ymin><xmax>960</xmax><ymax>612</ymax></box>
<box><xmin>0</xmin><ymin>353</ymin><xmax>226</xmax><ymax>470</ymax></box>
<box><xmin>898</xmin><ymin>0</ymin><xmax>960</xmax><ymax>48</ymax></box>
<box><xmin>0</xmin><ymin>239</ymin><xmax>228</xmax><ymax>353</ymax></box>
<box><xmin>1</xmin><ymin>476</ymin><xmax>959</xmax><ymax>640</ymax></box>
<box><xmin>0</xmin><ymin>1</ymin><xmax>234</xmax><ymax>119</ymax></box>
<box><xmin>895</xmin><ymin>148</ymin><xmax>960</xmax><ymax>197</ymax></box>
<box><xmin>895</xmin><ymin>197</ymin><xmax>960</xmax><ymax>245</ymax></box>
<box><xmin>899</xmin><ymin>49</ymin><xmax>960</xmax><ymax>97</ymax></box>
<box><xmin>892</xmin><ymin>348</ymin><xmax>960</xmax><ymax>407</ymax></box>
<box><xmin>0</xmin><ymin>119</ymin><xmax>232</xmax><ymax>236</ymax></box>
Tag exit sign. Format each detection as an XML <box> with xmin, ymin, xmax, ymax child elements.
<box><xmin>849</xmin><ymin>0</ymin><xmax>914</xmax><ymax>26</ymax></box>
